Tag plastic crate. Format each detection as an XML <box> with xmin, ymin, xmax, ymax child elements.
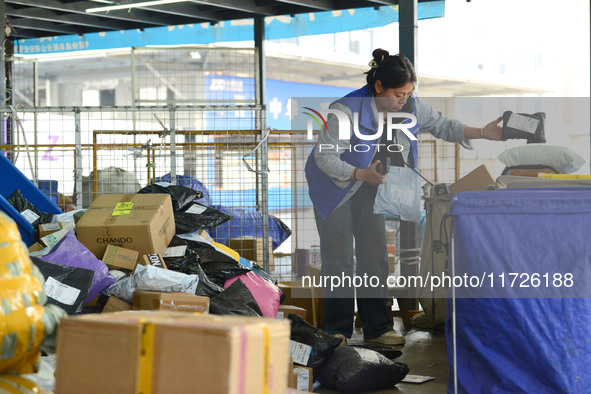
<box><xmin>0</xmin><ymin>154</ymin><xmax>62</xmax><ymax>246</ymax></box>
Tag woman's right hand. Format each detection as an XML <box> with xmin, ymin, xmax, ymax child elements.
<box><xmin>357</xmin><ymin>161</ymin><xmax>386</xmax><ymax>185</ymax></box>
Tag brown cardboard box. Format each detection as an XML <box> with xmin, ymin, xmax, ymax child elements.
<box><xmin>293</xmin><ymin>366</ymin><xmax>313</xmax><ymax>392</ymax></box>
<box><xmin>278</xmin><ymin>281</ymin><xmax>322</xmax><ymax>327</ymax></box>
<box><xmin>141</xmin><ymin>253</ymin><xmax>167</xmax><ymax>269</ymax></box>
<box><xmin>38</xmin><ymin>222</ymin><xmax>63</xmax><ymax>238</ymax></box>
<box><xmin>449</xmin><ymin>164</ymin><xmax>495</xmax><ymax>194</ymax></box>
<box><xmin>227</xmin><ymin>236</ymin><xmax>274</xmax><ymax>269</ymax></box>
<box><xmin>102</xmin><ymin>245</ymin><xmax>139</xmax><ymax>271</ymax></box>
<box><xmin>188</xmin><ymin>314</ymin><xmax>291</xmax><ymax>393</ymax></box>
<box><xmin>55</xmin><ymin>312</ymin><xmax>290</xmax><ymax>394</ymax></box>
<box><xmin>102</xmin><ymin>296</ymin><xmax>132</xmax><ymax>313</ymax></box>
<box><xmin>277</xmin><ymin>305</ymin><xmax>307</xmax><ymax>321</ymax></box>
<box><xmin>76</xmin><ymin>194</ymin><xmax>175</xmax><ymax>258</ymax></box>
<box><xmin>133</xmin><ymin>290</ymin><xmax>210</xmax><ymax>313</ymax></box>
<box><xmin>28</xmin><ymin>242</ymin><xmax>46</xmax><ymax>253</ymax></box>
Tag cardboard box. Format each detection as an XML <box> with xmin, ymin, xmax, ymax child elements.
<box><xmin>102</xmin><ymin>296</ymin><xmax>132</xmax><ymax>313</ymax></box>
<box><xmin>293</xmin><ymin>366</ymin><xmax>313</xmax><ymax>392</ymax></box>
<box><xmin>28</xmin><ymin>242</ymin><xmax>46</xmax><ymax>253</ymax></box>
<box><xmin>278</xmin><ymin>281</ymin><xmax>323</xmax><ymax>328</ymax></box>
<box><xmin>76</xmin><ymin>194</ymin><xmax>175</xmax><ymax>258</ymax></box>
<box><xmin>449</xmin><ymin>164</ymin><xmax>495</xmax><ymax>194</ymax></box>
<box><xmin>102</xmin><ymin>245</ymin><xmax>139</xmax><ymax>271</ymax></box>
<box><xmin>141</xmin><ymin>253</ymin><xmax>167</xmax><ymax>269</ymax></box>
<box><xmin>133</xmin><ymin>290</ymin><xmax>210</xmax><ymax>313</ymax></box>
<box><xmin>73</xmin><ymin>210</ymin><xmax>86</xmax><ymax>225</ymax></box>
<box><xmin>40</xmin><ymin>228</ymin><xmax>70</xmax><ymax>248</ymax></box>
<box><xmin>38</xmin><ymin>222</ymin><xmax>63</xmax><ymax>238</ymax></box>
<box><xmin>277</xmin><ymin>305</ymin><xmax>307</xmax><ymax>321</ymax></box>
<box><xmin>55</xmin><ymin>312</ymin><xmax>290</xmax><ymax>394</ymax></box>
<box><xmin>227</xmin><ymin>236</ymin><xmax>274</xmax><ymax>269</ymax></box>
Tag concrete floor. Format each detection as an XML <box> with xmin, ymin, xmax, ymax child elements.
<box><xmin>315</xmin><ymin>317</ymin><xmax>449</xmax><ymax>393</ymax></box>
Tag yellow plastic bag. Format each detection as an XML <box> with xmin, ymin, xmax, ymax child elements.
<box><xmin>0</xmin><ymin>212</ymin><xmax>65</xmax><ymax>375</ymax></box>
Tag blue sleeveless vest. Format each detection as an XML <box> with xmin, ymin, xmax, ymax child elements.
<box><xmin>305</xmin><ymin>85</ymin><xmax>420</xmax><ymax>219</ymax></box>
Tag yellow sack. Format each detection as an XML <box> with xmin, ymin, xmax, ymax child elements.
<box><xmin>0</xmin><ymin>212</ymin><xmax>66</xmax><ymax>375</ymax></box>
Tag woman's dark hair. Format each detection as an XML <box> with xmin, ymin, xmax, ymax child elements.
<box><xmin>365</xmin><ymin>48</ymin><xmax>417</xmax><ymax>94</ymax></box>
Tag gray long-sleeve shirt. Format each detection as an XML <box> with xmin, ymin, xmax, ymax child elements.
<box><xmin>313</xmin><ymin>94</ymin><xmax>472</xmax><ymax>187</ymax></box>
<box><xmin>312</xmin><ymin>94</ymin><xmax>472</xmax><ymax>210</ymax></box>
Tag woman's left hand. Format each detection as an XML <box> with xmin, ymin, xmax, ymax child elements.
<box><xmin>483</xmin><ymin>116</ymin><xmax>504</xmax><ymax>140</ymax></box>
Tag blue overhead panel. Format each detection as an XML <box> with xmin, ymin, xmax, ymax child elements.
<box><xmin>15</xmin><ymin>2</ymin><xmax>445</xmax><ymax>55</ymax></box>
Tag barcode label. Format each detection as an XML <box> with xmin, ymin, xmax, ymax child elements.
<box><xmin>290</xmin><ymin>340</ymin><xmax>312</xmax><ymax>366</ymax></box>
<box><xmin>185</xmin><ymin>204</ymin><xmax>207</xmax><ymax>215</ymax></box>
<box><xmin>44</xmin><ymin>276</ymin><xmax>80</xmax><ymax>305</ymax></box>
<box><xmin>21</xmin><ymin>209</ymin><xmax>40</xmax><ymax>224</ymax></box>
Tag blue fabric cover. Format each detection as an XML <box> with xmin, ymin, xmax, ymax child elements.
<box><xmin>208</xmin><ymin>205</ymin><xmax>291</xmax><ymax>251</ymax></box>
<box><xmin>447</xmin><ymin>189</ymin><xmax>591</xmax><ymax>393</ymax></box>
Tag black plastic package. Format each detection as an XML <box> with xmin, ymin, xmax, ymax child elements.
<box><xmin>199</xmin><ymin>260</ymin><xmax>251</xmax><ymax>288</ymax></box>
<box><xmin>31</xmin><ymin>256</ymin><xmax>95</xmax><ymax>314</ymax></box>
<box><xmin>501</xmin><ymin>111</ymin><xmax>546</xmax><ymax>143</ymax></box>
<box><xmin>288</xmin><ymin>314</ymin><xmax>342</xmax><ymax>374</ymax></box>
<box><xmin>7</xmin><ymin>189</ymin><xmax>54</xmax><ymax>226</ymax></box>
<box><xmin>316</xmin><ymin>346</ymin><xmax>410</xmax><ymax>392</ymax></box>
<box><xmin>164</xmin><ymin>252</ymin><xmax>224</xmax><ymax>298</ymax></box>
<box><xmin>137</xmin><ymin>183</ymin><xmax>204</xmax><ymax>212</ymax></box>
<box><xmin>351</xmin><ymin>343</ymin><xmax>403</xmax><ymax>360</ymax></box>
<box><xmin>174</xmin><ymin>203</ymin><xmax>232</xmax><ymax>233</ymax></box>
<box><xmin>209</xmin><ymin>279</ymin><xmax>263</xmax><ymax>317</ymax></box>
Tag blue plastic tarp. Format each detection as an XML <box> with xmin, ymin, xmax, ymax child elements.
<box><xmin>447</xmin><ymin>189</ymin><xmax>591</xmax><ymax>393</ymax></box>
<box><xmin>208</xmin><ymin>205</ymin><xmax>291</xmax><ymax>251</ymax></box>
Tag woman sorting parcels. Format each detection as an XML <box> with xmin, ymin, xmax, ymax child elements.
<box><xmin>304</xmin><ymin>48</ymin><xmax>503</xmax><ymax>346</ymax></box>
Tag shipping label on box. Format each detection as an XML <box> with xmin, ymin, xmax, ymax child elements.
<box><xmin>102</xmin><ymin>245</ymin><xmax>139</xmax><ymax>271</ymax></box>
<box><xmin>38</xmin><ymin>222</ymin><xmax>63</xmax><ymax>238</ymax></box>
<box><xmin>76</xmin><ymin>194</ymin><xmax>175</xmax><ymax>258</ymax></box>
<box><xmin>293</xmin><ymin>366</ymin><xmax>313</xmax><ymax>392</ymax></box>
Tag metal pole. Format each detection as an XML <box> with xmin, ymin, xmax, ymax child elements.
<box><xmin>254</xmin><ymin>16</ymin><xmax>270</xmax><ymax>272</ymax></box>
<box><xmin>399</xmin><ymin>0</ymin><xmax>420</xmax><ymax>310</ymax></box>
<box><xmin>74</xmin><ymin>109</ymin><xmax>83</xmax><ymax>208</ymax></box>
<box><xmin>169</xmin><ymin>107</ymin><xmax>177</xmax><ymax>184</ymax></box>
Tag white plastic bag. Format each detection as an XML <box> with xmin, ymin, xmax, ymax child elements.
<box><xmin>373</xmin><ymin>166</ymin><xmax>421</xmax><ymax>222</ymax></box>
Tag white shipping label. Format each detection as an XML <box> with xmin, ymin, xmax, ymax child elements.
<box><xmin>163</xmin><ymin>245</ymin><xmax>187</xmax><ymax>258</ymax></box>
<box><xmin>290</xmin><ymin>340</ymin><xmax>312</xmax><ymax>366</ymax></box>
<box><xmin>41</xmin><ymin>223</ymin><xmax>60</xmax><ymax>231</ymax></box>
<box><xmin>276</xmin><ymin>311</ymin><xmax>285</xmax><ymax>319</ymax></box>
<box><xmin>21</xmin><ymin>209</ymin><xmax>40</xmax><ymax>224</ymax></box>
<box><xmin>507</xmin><ymin>113</ymin><xmax>539</xmax><ymax>134</ymax></box>
<box><xmin>185</xmin><ymin>204</ymin><xmax>208</xmax><ymax>215</ymax></box>
<box><xmin>386</xmin><ymin>184</ymin><xmax>415</xmax><ymax>207</ymax></box>
<box><xmin>294</xmin><ymin>368</ymin><xmax>311</xmax><ymax>390</ymax></box>
<box><xmin>44</xmin><ymin>276</ymin><xmax>80</xmax><ymax>305</ymax></box>
<box><xmin>354</xmin><ymin>347</ymin><xmax>381</xmax><ymax>364</ymax></box>
<box><xmin>155</xmin><ymin>182</ymin><xmax>172</xmax><ymax>187</ymax></box>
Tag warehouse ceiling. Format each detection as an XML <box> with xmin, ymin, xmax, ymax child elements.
<box><xmin>3</xmin><ymin>0</ymin><xmax>438</xmax><ymax>40</ymax></box>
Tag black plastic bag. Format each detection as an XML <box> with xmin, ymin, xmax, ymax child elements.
<box><xmin>164</xmin><ymin>252</ymin><xmax>224</xmax><ymax>298</ymax></box>
<box><xmin>31</xmin><ymin>256</ymin><xmax>95</xmax><ymax>314</ymax></box>
<box><xmin>501</xmin><ymin>111</ymin><xmax>546</xmax><ymax>143</ymax></box>
<box><xmin>288</xmin><ymin>314</ymin><xmax>342</xmax><ymax>374</ymax></box>
<box><xmin>137</xmin><ymin>183</ymin><xmax>203</xmax><ymax>212</ymax></box>
<box><xmin>181</xmin><ymin>237</ymin><xmax>240</xmax><ymax>264</ymax></box>
<box><xmin>209</xmin><ymin>279</ymin><xmax>263</xmax><ymax>317</ymax></box>
<box><xmin>350</xmin><ymin>343</ymin><xmax>403</xmax><ymax>360</ymax></box>
<box><xmin>200</xmin><ymin>260</ymin><xmax>251</xmax><ymax>288</ymax></box>
<box><xmin>7</xmin><ymin>189</ymin><xmax>53</xmax><ymax>226</ymax></box>
<box><xmin>316</xmin><ymin>346</ymin><xmax>409</xmax><ymax>393</ymax></box>
<box><xmin>174</xmin><ymin>203</ymin><xmax>232</xmax><ymax>233</ymax></box>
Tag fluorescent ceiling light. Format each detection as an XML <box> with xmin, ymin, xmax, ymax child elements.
<box><xmin>86</xmin><ymin>0</ymin><xmax>188</xmax><ymax>13</ymax></box>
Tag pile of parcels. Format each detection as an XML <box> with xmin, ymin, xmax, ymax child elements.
<box><xmin>0</xmin><ymin>183</ymin><xmax>409</xmax><ymax>393</ymax></box>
